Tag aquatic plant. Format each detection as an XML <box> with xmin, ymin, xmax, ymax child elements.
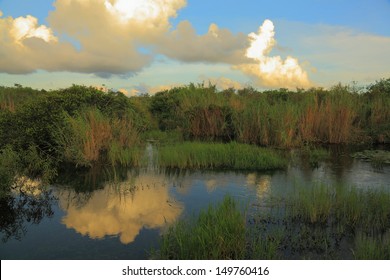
<box><xmin>157</xmin><ymin>196</ymin><xmax>246</xmax><ymax>259</ymax></box>
<box><xmin>353</xmin><ymin>232</ymin><xmax>390</xmax><ymax>260</ymax></box>
<box><xmin>158</xmin><ymin>142</ymin><xmax>287</xmax><ymax>170</ymax></box>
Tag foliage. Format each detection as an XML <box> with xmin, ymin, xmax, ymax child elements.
<box><xmin>0</xmin><ymin>79</ymin><xmax>389</xmax><ymax>187</ymax></box>
<box><xmin>0</xmin><ymin>146</ymin><xmax>21</xmax><ymax>193</ymax></box>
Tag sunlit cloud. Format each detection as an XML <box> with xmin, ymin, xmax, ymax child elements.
<box><xmin>6</xmin><ymin>1</ymin><xmax>388</xmax><ymax>89</ymax></box>
<box><xmin>0</xmin><ymin>0</ymin><xmax>186</xmax><ymax>75</ymax></box>
<box><xmin>104</xmin><ymin>0</ymin><xmax>186</xmax><ymax>26</ymax></box>
<box><xmin>11</xmin><ymin>15</ymin><xmax>57</xmax><ymax>43</ymax></box>
<box><xmin>235</xmin><ymin>19</ymin><xmax>312</xmax><ymax>88</ymax></box>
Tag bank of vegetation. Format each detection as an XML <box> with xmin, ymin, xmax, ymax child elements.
<box><xmin>1</xmin><ymin>79</ymin><xmax>389</xmax><ymax>192</ymax></box>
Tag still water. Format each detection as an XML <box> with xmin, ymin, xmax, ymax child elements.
<box><xmin>1</xmin><ymin>146</ymin><xmax>389</xmax><ymax>259</ymax></box>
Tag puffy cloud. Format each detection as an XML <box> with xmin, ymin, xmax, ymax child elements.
<box><xmin>0</xmin><ymin>3</ymin><xmax>313</xmax><ymax>89</ymax></box>
<box><xmin>235</xmin><ymin>20</ymin><xmax>312</xmax><ymax>88</ymax></box>
<box><xmin>157</xmin><ymin>21</ymin><xmax>250</xmax><ymax>64</ymax></box>
<box><xmin>0</xmin><ymin>0</ymin><xmax>186</xmax><ymax>75</ymax></box>
<box><xmin>104</xmin><ymin>0</ymin><xmax>185</xmax><ymax>27</ymax></box>
<box><xmin>11</xmin><ymin>15</ymin><xmax>57</xmax><ymax>43</ymax></box>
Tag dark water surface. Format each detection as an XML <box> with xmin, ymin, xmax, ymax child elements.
<box><xmin>1</xmin><ymin>146</ymin><xmax>389</xmax><ymax>259</ymax></box>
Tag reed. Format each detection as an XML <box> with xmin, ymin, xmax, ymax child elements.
<box><xmin>289</xmin><ymin>184</ymin><xmax>333</xmax><ymax>224</ymax></box>
<box><xmin>56</xmin><ymin>107</ymin><xmax>140</xmax><ymax>166</ymax></box>
<box><xmin>288</xmin><ymin>183</ymin><xmax>390</xmax><ymax>231</ymax></box>
<box><xmin>158</xmin><ymin>142</ymin><xmax>287</xmax><ymax>170</ymax></box>
<box><xmin>156</xmin><ymin>196</ymin><xmax>246</xmax><ymax>259</ymax></box>
<box><xmin>353</xmin><ymin>232</ymin><xmax>390</xmax><ymax>260</ymax></box>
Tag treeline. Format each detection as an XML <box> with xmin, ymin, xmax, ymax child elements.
<box><xmin>0</xmin><ymin>79</ymin><xmax>389</xmax><ymax>187</ymax></box>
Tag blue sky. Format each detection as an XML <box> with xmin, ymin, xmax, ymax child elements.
<box><xmin>1</xmin><ymin>0</ymin><xmax>389</xmax><ymax>93</ymax></box>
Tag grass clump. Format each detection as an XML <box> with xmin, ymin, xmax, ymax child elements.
<box><xmin>289</xmin><ymin>184</ymin><xmax>333</xmax><ymax>224</ymax></box>
<box><xmin>156</xmin><ymin>196</ymin><xmax>246</xmax><ymax>259</ymax></box>
<box><xmin>158</xmin><ymin>142</ymin><xmax>287</xmax><ymax>170</ymax></box>
<box><xmin>353</xmin><ymin>232</ymin><xmax>390</xmax><ymax>259</ymax></box>
<box><xmin>288</xmin><ymin>184</ymin><xmax>390</xmax><ymax>231</ymax></box>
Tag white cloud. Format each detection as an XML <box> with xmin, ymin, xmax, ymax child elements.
<box><xmin>0</xmin><ymin>0</ymin><xmax>186</xmax><ymax>75</ymax></box>
<box><xmin>236</xmin><ymin>20</ymin><xmax>312</xmax><ymax>88</ymax></box>
<box><xmin>4</xmin><ymin>2</ymin><xmax>388</xmax><ymax>88</ymax></box>
<box><xmin>11</xmin><ymin>15</ymin><xmax>57</xmax><ymax>43</ymax></box>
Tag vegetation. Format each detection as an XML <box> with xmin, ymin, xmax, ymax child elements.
<box><xmin>158</xmin><ymin>142</ymin><xmax>287</xmax><ymax>170</ymax></box>
<box><xmin>0</xmin><ymin>78</ymin><xmax>389</xmax><ymax>189</ymax></box>
<box><xmin>156</xmin><ymin>196</ymin><xmax>246</xmax><ymax>259</ymax></box>
<box><xmin>154</xmin><ymin>184</ymin><xmax>390</xmax><ymax>260</ymax></box>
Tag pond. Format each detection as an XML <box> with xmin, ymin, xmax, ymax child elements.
<box><xmin>1</xmin><ymin>145</ymin><xmax>389</xmax><ymax>259</ymax></box>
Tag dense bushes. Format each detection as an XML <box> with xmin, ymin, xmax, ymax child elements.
<box><xmin>0</xmin><ymin>85</ymin><xmax>145</xmax><ymax>186</ymax></box>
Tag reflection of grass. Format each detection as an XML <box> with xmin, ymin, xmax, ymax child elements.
<box><xmin>154</xmin><ymin>184</ymin><xmax>390</xmax><ymax>260</ymax></box>
<box><xmin>158</xmin><ymin>142</ymin><xmax>287</xmax><ymax>170</ymax></box>
<box><xmin>300</xmin><ymin>146</ymin><xmax>330</xmax><ymax>168</ymax></box>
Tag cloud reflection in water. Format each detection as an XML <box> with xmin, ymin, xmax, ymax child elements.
<box><xmin>58</xmin><ymin>172</ymin><xmax>182</xmax><ymax>244</ymax></box>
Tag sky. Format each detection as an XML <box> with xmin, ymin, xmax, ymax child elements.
<box><xmin>0</xmin><ymin>0</ymin><xmax>390</xmax><ymax>94</ymax></box>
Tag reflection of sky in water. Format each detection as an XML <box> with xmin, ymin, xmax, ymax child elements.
<box><xmin>58</xmin><ymin>172</ymin><xmax>182</xmax><ymax>244</ymax></box>
<box><xmin>1</xmin><ymin>151</ymin><xmax>389</xmax><ymax>259</ymax></box>
<box><xmin>58</xmin><ymin>160</ymin><xmax>390</xmax><ymax>245</ymax></box>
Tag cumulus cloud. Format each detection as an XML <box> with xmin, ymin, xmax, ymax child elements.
<box><xmin>0</xmin><ymin>0</ymin><xmax>186</xmax><ymax>75</ymax></box>
<box><xmin>157</xmin><ymin>21</ymin><xmax>250</xmax><ymax>64</ymax></box>
<box><xmin>235</xmin><ymin>20</ymin><xmax>312</xmax><ymax>88</ymax></box>
<box><xmin>0</xmin><ymin>2</ymin><xmax>313</xmax><ymax>88</ymax></box>
<box><xmin>11</xmin><ymin>15</ymin><xmax>57</xmax><ymax>43</ymax></box>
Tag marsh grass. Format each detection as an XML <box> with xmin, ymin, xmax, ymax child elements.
<box><xmin>288</xmin><ymin>184</ymin><xmax>390</xmax><ymax>231</ymax></box>
<box><xmin>289</xmin><ymin>184</ymin><xmax>333</xmax><ymax>224</ymax></box>
<box><xmin>154</xmin><ymin>184</ymin><xmax>390</xmax><ymax>260</ymax></box>
<box><xmin>158</xmin><ymin>142</ymin><xmax>287</xmax><ymax>170</ymax></box>
<box><xmin>353</xmin><ymin>232</ymin><xmax>390</xmax><ymax>259</ymax></box>
<box><xmin>56</xmin><ymin>107</ymin><xmax>140</xmax><ymax>167</ymax></box>
<box><xmin>157</xmin><ymin>196</ymin><xmax>246</xmax><ymax>259</ymax></box>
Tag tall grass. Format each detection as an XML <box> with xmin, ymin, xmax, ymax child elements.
<box><xmin>158</xmin><ymin>142</ymin><xmax>287</xmax><ymax>170</ymax></box>
<box><xmin>156</xmin><ymin>196</ymin><xmax>246</xmax><ymax>259</ymax></box>
<box><xmin>353</xmin><ymin>232</ymin><xmax>390</xmax><ymax>259</ymax></box>
<box><xmin>288</xmin><ymin>184</ymin><xmax>390</xmax><ymax>232</ymax></box>
<box><xmin>153</xmin><ymin>184</ymin><xmax>390</xmax><ymax>260</ymax></box>
<box><xmin>149</xmin><ymin>81</ymin><xmax>390</xmax><ymax>146</ymax></box>
<box><xmin>56</xmin><ymin>107</ymin><xmax>140</xmax><ymax>166</ymax></box>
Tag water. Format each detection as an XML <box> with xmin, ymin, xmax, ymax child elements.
<box><xmin>1</xmin><ymin>147</ymin><xmax>389</xmax><ymax>259</ymax></box>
